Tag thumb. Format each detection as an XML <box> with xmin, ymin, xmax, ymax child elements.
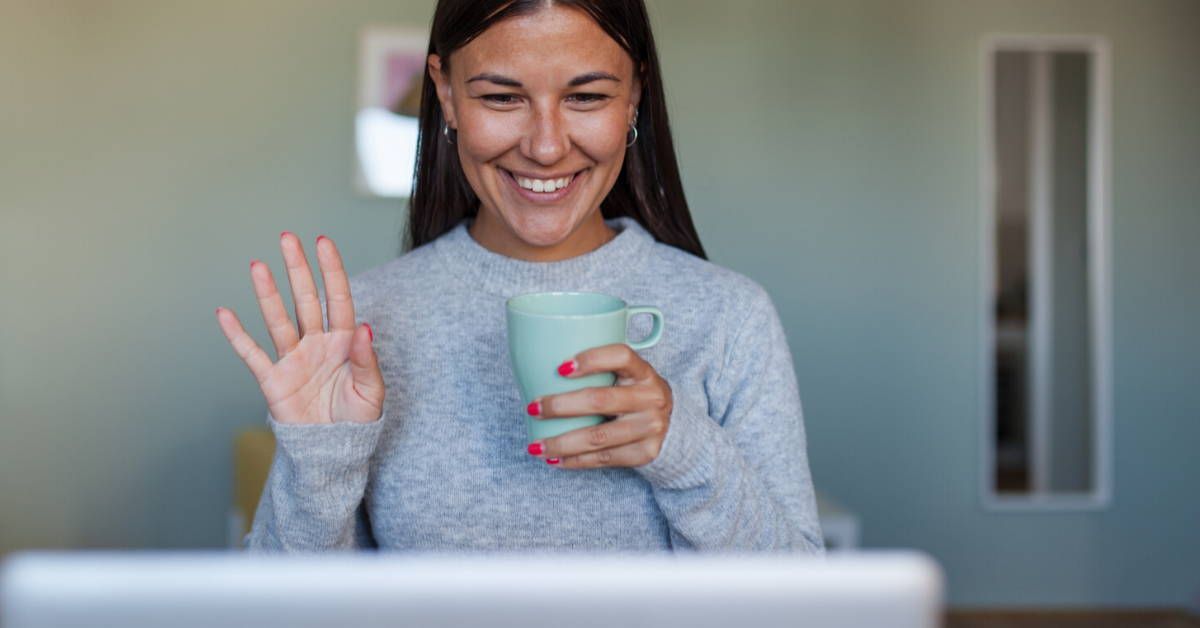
<box><xmin>349</xmin><ymin>323</ymin><xmax>385</xmax><ymax>406</ymax></box>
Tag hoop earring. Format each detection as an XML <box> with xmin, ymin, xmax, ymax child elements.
<box><xmin>626</xmin><ymin>124</ymin><xmax>638</xmax><ymax>148</ymax></box>
<box><xmin>443</xmin><ymin>125</ymin><xmax>456</xmax><ymax>145</ymax></box>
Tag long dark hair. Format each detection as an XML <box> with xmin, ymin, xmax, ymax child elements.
<box><xmin>405</xmin><ymin>0</ymin><xmax>706</xmax><ymax>260</ymax></box>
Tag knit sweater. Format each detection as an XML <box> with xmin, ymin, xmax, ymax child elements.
<box><xmin>247</xmin><ymin>217</ymin><xmax>824</xmax><ymax>553</ymax></box>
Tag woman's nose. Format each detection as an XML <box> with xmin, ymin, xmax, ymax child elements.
<box><xmin>523</xmin><ymin>107</ymin><xmax>570</xmax><ymax>166</ymax></box>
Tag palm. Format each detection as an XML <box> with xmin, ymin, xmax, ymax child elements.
<box><xmin>263</xmin><ymin>330</ymin><xmax>376</xmax><ymax>424</ymax></box>
<box><xmin>217</xmin><ymin>234</ymin><xmax>385</xmax><ymax>425</ymax></box>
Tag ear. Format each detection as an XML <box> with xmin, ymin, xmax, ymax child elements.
<box><xmin>628</xmin><ymin>60</ymin><xmax>648</xmax><ymax>122</ymax></box>
<box><xmin>427</xmin><ymin>54</ymin><xmax>458</xmax><ymax>130</ymax></box>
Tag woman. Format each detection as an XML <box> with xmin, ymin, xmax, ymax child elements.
<box><xmin>216</xmin><ymin>0</ymin><xmax>823</xmax><ymax>552</ymax></box>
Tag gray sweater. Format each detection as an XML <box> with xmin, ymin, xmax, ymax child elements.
<box><xmin>248</xmin><ymin>217</ymin><xmax>824</xmax><ymax>553</ymax></box>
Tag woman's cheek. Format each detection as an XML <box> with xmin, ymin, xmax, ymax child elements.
<box><xmin>570</xmin><ymin>121</ymin><xmax>625</xmax><ymax>164</ymax></box>
<box><xmin>462</xmin><ymin>114</ymin><xmax>522</xmax><ymax>161</ymax></box>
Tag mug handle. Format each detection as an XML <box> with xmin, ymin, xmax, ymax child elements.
<box><xmin>625</xmin><ymin>306</ymin><xmax>664</xmax><ymax>350</ymax></box>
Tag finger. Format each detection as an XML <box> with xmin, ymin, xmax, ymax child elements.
<box><xmin>541</xmin><ymin>412</ymin><xmax>665</xmax><ymax>460</ymax></box>
<box><xmin>349</xmin><ymin>323</ymin><xmax>385</xmax><ymax>405</ymax></box>
<box><xmin>279</xmin><ymin>231</ymin><xmax>324</xmax><ymax>337</ymax></box>
<box><xmin>315</xmin><ymin>236</ymin><xmax>355</xmax><ymax>331</ymax></box>
<box><xmin>249</xmin><ymin>260</ymin><xmax>299</xmax><ymax>359</ymax></box>
<box><xmin>556</xmin><ymin>439</ymin><xmax>661</xmax><ymax>470</ymax></box>
<box><xmin>558</xmin><ymin>343</ymin><xmax>654</xmax><ymax>383</ymax></box>
<box><xmin>534</xmin><ymin>383</ymin><xmax>664</xmax><ymax>419</ymax></box>
<box><xmin>216</xmin><ymin>307</ymin><xmax>275</xmax><ymax>384</ymax></box>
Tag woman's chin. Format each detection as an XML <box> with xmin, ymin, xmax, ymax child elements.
<box><xmin>504</xmin><ymin>212</ymin><xmax>588</xmax><ymax>248</ymax></box>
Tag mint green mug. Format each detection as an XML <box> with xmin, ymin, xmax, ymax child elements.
<box><xmin>506</xmin><ymin>292</ymin><xmax>665</xmax><ymax>442</ymax></box>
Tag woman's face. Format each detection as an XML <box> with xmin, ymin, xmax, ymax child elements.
<box><xmin>428</xmin><ymin>5</ymin><xmax>641</xmax><ymax>259</ymax></box>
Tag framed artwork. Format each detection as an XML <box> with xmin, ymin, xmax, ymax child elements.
<box><xmin>355</xmin><ymin>25</ymin><xmax>429</xmax><ymax>198</ymax></box>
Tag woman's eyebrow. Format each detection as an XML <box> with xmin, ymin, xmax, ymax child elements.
<box><xmin>466</xmin><ymin>73</ymin><xmax>522</xmax><ymax>87</ymax></box>
<box><xmin>463</xmin><ymin>71</ymin><xmax>621</xmax><ymax>87</ymax></box>
<box><xmin>568</xmin><ymin>71</ymin><xmax>621</xmax><ymax>86</ymax></box>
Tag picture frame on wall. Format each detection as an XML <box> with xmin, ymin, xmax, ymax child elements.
<box><xmin>355</xmin><ymin>25</ymin><xmax>429</xmax><ymax>198</ymax></box>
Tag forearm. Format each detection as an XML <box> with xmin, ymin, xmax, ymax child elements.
<box><xmin>637</xmin><ymin>384</ymin><xmax>824</xmax><ymax>553</ymax></box>
<box><xmin>245</xmin><ymin>415</ymin><xmax>384</xmax><ymax>551</ymax></box>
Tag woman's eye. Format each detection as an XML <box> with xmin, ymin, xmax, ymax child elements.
<box><xmin>482</xmin><ymin>94</ymin><xmax>520</xmax><ymax>105</ymax></box>
<box><xmin>568</xmin><ymin>93</ymin><xmax>609</xmax><ymax>104</ymax></box>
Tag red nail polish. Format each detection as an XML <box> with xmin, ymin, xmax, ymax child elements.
<box><xmin>317</xmin><ymin>235</ymin><xmax>327</xmax><ymax>243</ymax></box>
<box><xmin>547</xmin><ymin>458</ymin><xmax>561</xmax><ymax>465</ymax></box>
<box><xmin>527</xmin><ymin>442</ymin><xmax>544</xmax><ymax>456</ymax></box>
<box><xmin>250</xmin><ymin>260</ymin><xmax>260</xmax><ymax>267</ymax></box>
<box><xmin>558</xmin><ymin>360</ymin><xmax>576</xmax><ymax>376</ymax></box>
<box><xmin>281</xmin><ymin>231</ymin><xmax>292</xmax><ymax>237</ymax></box>
<box><xmin>526</xmin><ymin>401</ymin><xmax>540</xmax><ymax>416</ymax></box>
<box><xmin>364</xmin><ymin>323</ymin><xmax>373</xmax><ymax>340</ymax></box>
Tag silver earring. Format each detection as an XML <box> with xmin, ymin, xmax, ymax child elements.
<box><xmin>626</xmin><ymin>124</ymin><xmax>638</xmax><ymax>147</ymax></box>
<box><xmin>443</xmin><ymin>125</ymin><xmax>456</xmax><ymax>145</ymax></box>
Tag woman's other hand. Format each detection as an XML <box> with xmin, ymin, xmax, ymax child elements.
<box><xmin>216</xmin><ymin>233</ymin><xmax>385</xmax><ymax>425</ymax></box>
<box><xmin>526</xmin><ymin>345</ymin><xmax>671</xmax><ymax>468</ymax></box>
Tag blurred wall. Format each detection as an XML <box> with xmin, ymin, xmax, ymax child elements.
<box><xmin>1</xmin><ymin>0</ymin><xmax>1197</xmax><ymax>607</ymax></box>
<box><xmin>0</xmin><ymin>0</ymin><xmax>423</xmax><ymax>551</ymax></box>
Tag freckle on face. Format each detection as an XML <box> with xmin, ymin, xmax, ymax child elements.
<box><xmin>445</xmin><ymin>5</ymin><xmax>636</xmax><ymax>250</ymax></box>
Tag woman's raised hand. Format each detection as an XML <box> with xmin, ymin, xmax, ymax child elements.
<box><xmin>216</xmin><ymin>233</ymin><xmax>385</xmax><ymax>425</ymax></box>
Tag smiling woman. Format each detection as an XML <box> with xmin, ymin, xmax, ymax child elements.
<box><xmin>217</xmin><ymin>0</ymin><xmax>824</xmax><ymax>554</ymax></box>
<box><xmin>410</xmin><ymin>0</ymin><xmax>705</xmax><ymax>260</ymax></box>
<box><xmin>428</xmin><ymin>5</ymin><xmax>636</xmax><ymax>259</ymax></box>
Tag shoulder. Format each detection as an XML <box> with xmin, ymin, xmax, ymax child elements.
<box><xmin>626</xmin><ymin>236</ymin><xmax>784</xmax><ymax>389</ymax></box>
<box><xmin>643</xmin><ymin>239</ymin><xmax>776</xmax><ymax>324</ymax></box>
<box><xmin>633</xmin><ymin>239</ymin><xmax>791</xmax><ymax>420</ymax></box>
<box><xmin>345</xmin><ymin>239</ymin><xmax>443</xmax><ymax>315</ymax></box>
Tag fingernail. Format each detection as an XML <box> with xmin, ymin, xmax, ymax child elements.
<box><xmin>281</xmin><ymin>231</ymin><xmax>292</xmax><ymax>237</ymax></box>
<box><xmin>317</xmin><ymin>235</ymin><xmax>327</xmax><ymax>243</ymax></box>
<box><xmin>558</xmin><ymin>360</ymin><xmax>577</xmax><ymax>376</ymax></box>
<box><xmin>547</xmin><ymin>458</ymin><xmax>561</xmax><ymax>465</ymax></box>
<box><xmin>250</xmin><ymin>259</ymin><xmax>260</xmax><ymax>267</ymax></box>
<box><xmin>364</xmin><ymin>323</ymin><xmax>373</xmax><ymax>341</ymax></box>
<box><xmin>216</xmin><ymin>307</ymin><xmax>222</xmax><ymax>314</ymax></box>
<box><xmin>527</xmin><ymin>442</ymin><xmax>544</xmax><ymax>456</ymax></box>
<box><xmin>526</xmin><ymin>401</ymin><xmax>540</xmax><ymax>416</ymax></box>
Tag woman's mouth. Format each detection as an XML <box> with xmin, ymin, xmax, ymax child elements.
<box><xmin>500</xmin><ymin>168</ymin><xmax>583</xmax><ymax>203</ymax></box>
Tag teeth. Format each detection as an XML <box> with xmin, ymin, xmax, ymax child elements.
<box><xmin>517</xmin><ymin>174</ymin><xmax>573</xmax><ymax>193</ymax></box>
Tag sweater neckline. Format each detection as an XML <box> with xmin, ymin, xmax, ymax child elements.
<box><xmin>433</xmin><ymin>217</ymin><xmax>653</xmax><ymax>298</ymax></box>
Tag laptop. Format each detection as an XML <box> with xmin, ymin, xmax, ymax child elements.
<box><xmin>1</xmin><ymin>550</ymin><xmax>941</xmax><ymax>628</ymax></box>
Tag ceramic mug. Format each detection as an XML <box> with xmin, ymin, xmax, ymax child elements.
<box><xmin>506</xmin><ymin>291</ymin><xmax>664</xmax><ymax>442</ymax></box>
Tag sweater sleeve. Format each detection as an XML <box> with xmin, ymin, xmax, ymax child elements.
<box><xmin>634</xmin><ymin>295</ymin><xmax>824</xmax><ymax>553</ymax></box>
<box><xmin>244</xmin><ymin>413</ymin><xmax>385</xmax><ymax>551</ymax></box>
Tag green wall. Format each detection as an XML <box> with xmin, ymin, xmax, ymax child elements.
<box><xmin>1</xmin><ymin>0</ymin><xmax>1197</xmax><ymax>607</ymax></box>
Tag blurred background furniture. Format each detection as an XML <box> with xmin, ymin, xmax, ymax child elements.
<box><xmin>816</xmin><ymin>490</ymin><xmax>861</xmax><ymax>551</ymax></box>
<box><xmin>230</xmin><ymin>429</ymin><xmax>276</xmax><ymax>548</ymax></box>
